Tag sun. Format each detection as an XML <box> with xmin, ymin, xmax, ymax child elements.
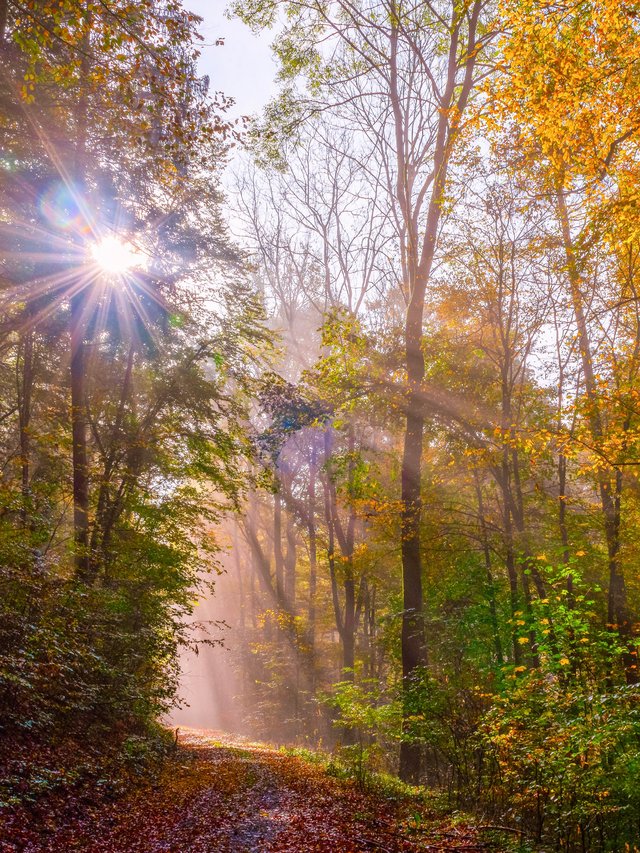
<box><xmin>90</xmin><ymin>235</ymin><xmax>144</xmax><ymax>275</ymax></box>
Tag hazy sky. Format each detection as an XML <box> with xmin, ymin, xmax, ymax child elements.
<box><xmin>188</xmin><ymin>0</ymin><xmax>278</xmax><ymax>117</ymax></box>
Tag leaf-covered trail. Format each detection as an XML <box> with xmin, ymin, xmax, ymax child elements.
<box><xmin>12</xmin><ymin>730</ymin><xmax>490</xmax><ymax>853</ymax></box>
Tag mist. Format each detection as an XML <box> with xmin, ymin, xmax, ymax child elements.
<box><xmin>171</xmin><ymin>555</ymin><xmax>244</xmax><ymax>734</ymax></box>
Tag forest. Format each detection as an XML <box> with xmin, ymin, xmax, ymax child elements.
<box><xmin>1</xmin><ymin>1</ymin><xmax>640</xmax><ymax>851</ymax></box>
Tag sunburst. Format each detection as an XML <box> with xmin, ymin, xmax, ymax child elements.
<box><xmin>0</xmin><ymin>180</ymin><xmax>166</xmax><ymax>347</ymax></box>
<box><xmin>89</xmin><ymin>235</ymin><xmax>146</xmax><ymax>277</ymax></box>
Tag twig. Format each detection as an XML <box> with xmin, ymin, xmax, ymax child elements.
<box><xmin>421</xmin><ymin>847</ymin><xmax>485</xmax><ymax>852</ymax></box>
<box><xmin>353</xmin><ymin>836</ymin><xmax>392</xmax><ymax>852</ymax></box>
<box><xmin>441</xmin><ymin>832</ymin><xmax>481</xmax><ymax>839</ymax></box>
<box><xmin>478</xmin><ymin>825</ymin><xmax>526</xmax><ymax>836</ymax></box>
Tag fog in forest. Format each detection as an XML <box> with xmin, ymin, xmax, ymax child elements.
<box><xmin>172</xmin><ymin>589</ymin><xmax>240</xmax><ymax>733</ymax></box>
<box><xmin>170</xmin><ymin>540</ymin><xmax>248</xmax><ymax>735</ymax></box>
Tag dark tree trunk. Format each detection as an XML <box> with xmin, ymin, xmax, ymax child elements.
<box><xmin>71</xmin><ymin>292</ymin><xmax>90</xmax><ymax>580</ymax></box>
<box><xmin>0</xmin><ymin>0</ymin><xmax>8</xmax><ymax>43</ymax></box>
<box><xmin>18</xmin><ymin>328</ymin><xmax>34</xmax><ymax>524</ymax></box>
<box><xmin>399</xmin><ymin>295</ymin><xmax>428</xmax><ymax>784</ymax></box>
<box><xmin>71</xmin><ymin>31</ymin><xmax>91</xmax><ymax>582</ymax></box>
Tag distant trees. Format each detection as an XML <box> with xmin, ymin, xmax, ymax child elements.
<box><xmin>233</xmin><ymin>0</ymin><xmax>493</xmax><ymax>781</ymax></box>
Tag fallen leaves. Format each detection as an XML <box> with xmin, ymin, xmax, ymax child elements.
<box><xmin>1</xmin><ymin>729</ymin><xmax>491</xmax><ymax>853</ymax></box>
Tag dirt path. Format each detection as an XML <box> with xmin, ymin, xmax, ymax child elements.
<box><xmin>7</xmin><ymin>730</ymin><xmax>489</xmax><ymax>853</ymax></box>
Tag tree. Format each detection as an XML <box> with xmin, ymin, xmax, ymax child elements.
<box><xmin>489</xmin><ymin>0</ymin><xmax>640</xmax><ymax>682</ymax></box>
<box><xmin>1</xmin><ymin>0</ymin><xmax>237</xmax><ymax>576</ymax></box>
<box><xmin>0</xmin><ymin>0</ymin><xmax>270</xmax><ymax>760</ymax></box>
<box><xmin>233</xmin><ymin>0</ymin><xmax>493</xmax><ymax>780</ymax></box>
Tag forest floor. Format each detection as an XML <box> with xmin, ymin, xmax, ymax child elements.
<box><xmin>1</xmin><ymin>729</ymin><xmax>505</xmax><ymax>853</ymax></box>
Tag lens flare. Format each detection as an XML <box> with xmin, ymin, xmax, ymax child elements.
<box><xmin>90</xmin><ymin>236</ymin><xmax>145</xmax><ymax>276</ymax></box>
<box><xmin>39</xmin><ymin>183</ymin><xmax>87</xmax><ymax>233</ymax></box>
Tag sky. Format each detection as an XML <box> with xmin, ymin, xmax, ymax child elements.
<box><xmin>187</xmin><ymin>0</ymin><xmax>278</xmax><ymax>117</ymax></box>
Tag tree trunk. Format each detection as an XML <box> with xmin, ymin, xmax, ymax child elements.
<box><xmin>400</xmin><ymin>322</ymin><xmax>426</xmax><ymax>676</ymax></box>
<box><xmin>72</xmin><ymin>26</ymin><xmax>91</xmax><ymax>582</ymax></box>
<box><xmin>556</xmin><ymin>186</ymin><xmax>637</xmax><ymax>683</ymax></box>
<box><xmin>17</xmin><ymin>328</ymin><xmax>34</xmax><ymax>524</ymax></box>
<box><xmin>273</xmin><ymin>489</ymin><xmax>285</xmax><ymax>602</ymax></box>
<box><xmin>343</xmin><ymin>573</ymin><xmax>355</xmax><ymax>675</ymax></box>
<box><xmin>308</xmin><ymin>445</ymin><xmax>318</xmax><ymax>657</ymax></box>
<box><xmin>284</xmin><ymin>512</ymin><xmax>296</xmax><ymax>605</ymax></box>
<box><xmin>399</xmin><ymin>293</ymin><xmax>428</xmax><ymax>783</ymax></box>
<box><xmin>474</xmin><ymin>474</ymin><xmax>504</xmax><ymax>666</ymax></box>
<box><xmin>558</xmin><ymin>453</ymin><xmax>572</xmax><ymax>600</ymax></box>
<box><xmin>0</xmin><ymin>0</ymin><xmax>8</xmax><ymax>43</ymax></box>
<box><xmin>71</xmin><ymin>292</ymin><xmax>90</xmax><ymax>580</ymax></box>
<box><xmin>504</xmin><ymin>509</ymin><xmax>522</xmax><ymax>667</ymax></box>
